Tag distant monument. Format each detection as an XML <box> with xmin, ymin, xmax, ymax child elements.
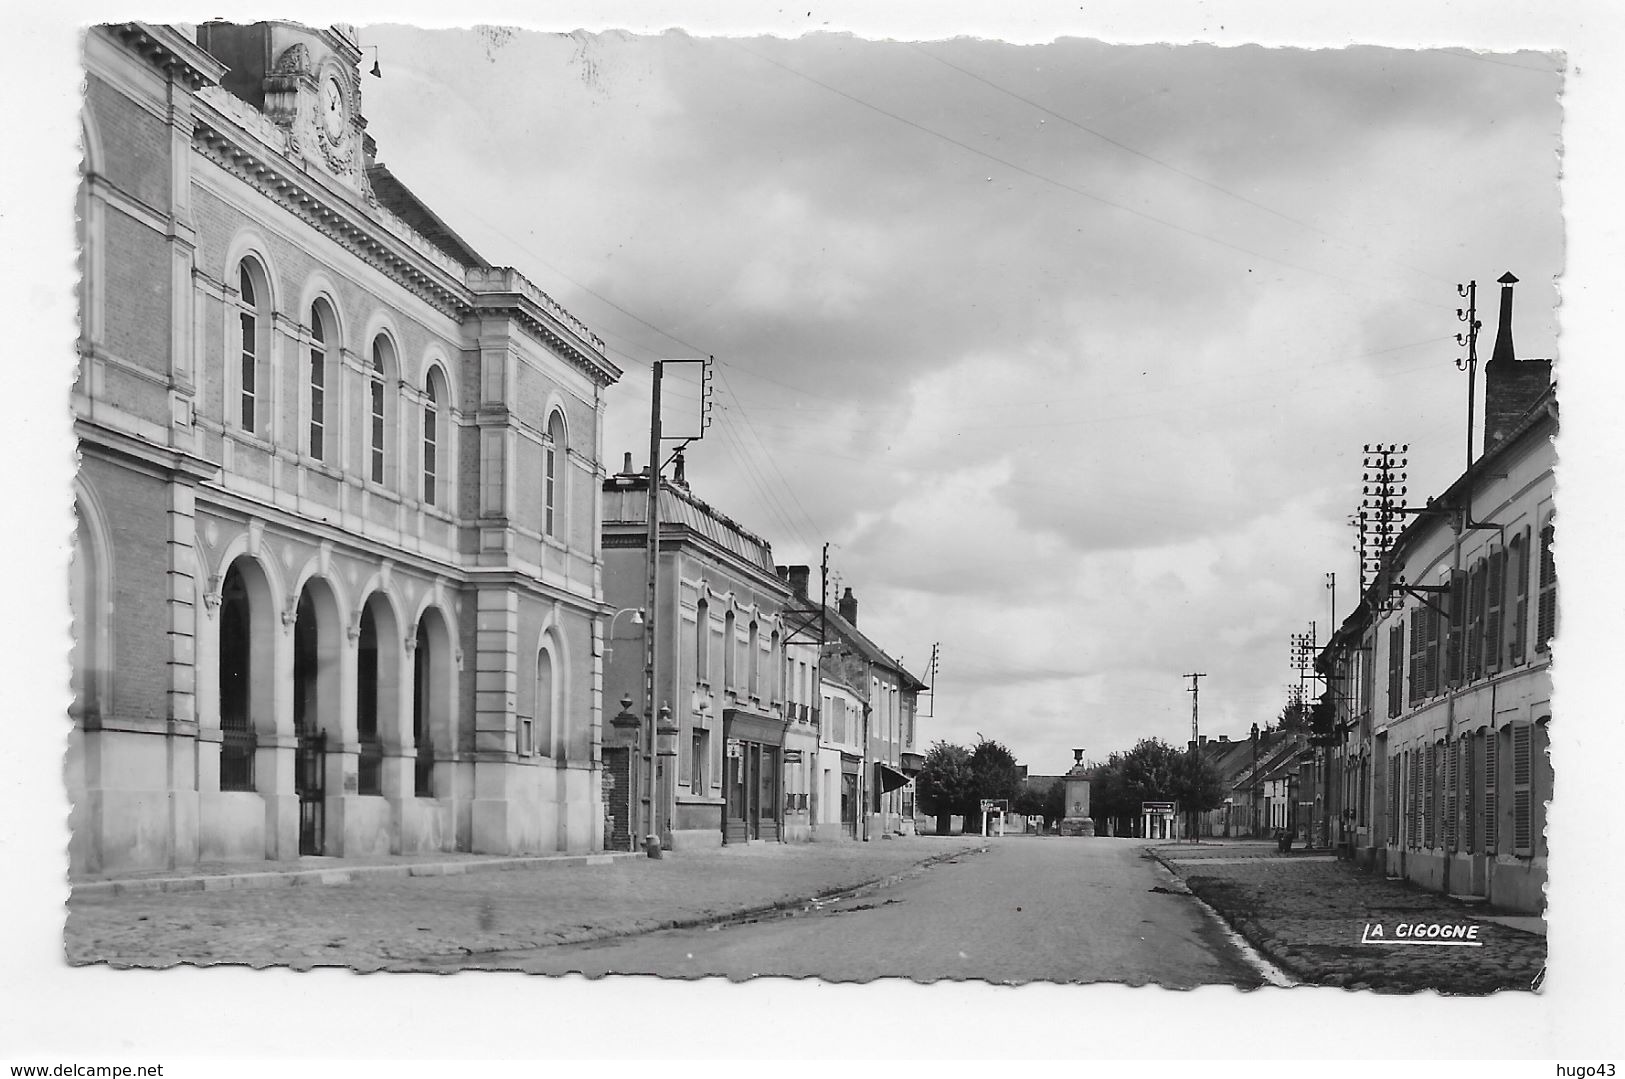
<box><xmin>1058</xmin><ymin>748</ymin><xmax>1096</xmax><ymax>837</ymax></box>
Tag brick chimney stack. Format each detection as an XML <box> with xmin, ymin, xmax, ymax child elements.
<box><xmin>838</xmin><ymin>586</ymin><xmax>858</xmax><ymax>627</ymax></box>
<box><xmin>776</xmin><ymin>565</ymin><xmax>811</xmax><ymax>598</ymax></box>
<box><xmin>1482</xmin><ymin>272</ymin><xmax>1553</xmax><ymax>454</ymax></box>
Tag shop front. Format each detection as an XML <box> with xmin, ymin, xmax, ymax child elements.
<box><xmin>722</xmin><ymin>709</ymin><xmax>786</xmax><ymax>844</ymax></box>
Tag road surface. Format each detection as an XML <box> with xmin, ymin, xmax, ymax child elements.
<box><xmin>422</xmin><ymin>836</ymin><xmax>1263</xmax><ymax>985</ymax></box>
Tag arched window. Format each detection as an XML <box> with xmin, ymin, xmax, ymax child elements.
<box><xmin>368</xmin><ymin>335</ymin><xmax>390</xmax><ymax>485</ymax></box>
<box><xmin>723</xmin><ymin>610</ymin><xmax>736</xmax><ymax>691</ymax></box>
<box><xmin>233</xmin><ymin>261</ymin><xmax>268</xmax><ymax>434</ymax></box>
<box><xmin>536</xmin><ymin>646</ymin><xmax>555</xmax><ymax>758</ymax></box>
<box><xmin>422</xmin><ymin>370</ymin><xmax>443</xmax><ymax>506</ymax></box>
<box><xmin>218</xmin><ymin>563</ymin><xmax>257</xmax><ymax>791</ymax></box>
<box><xmin>748</xmin><ymin>620</ymin><xmax>760</xmax><ymax>698</ymax></box>
<box><xmin>695</xmin><ymin>599</ymin><xmax>710</xmax><ymax>682</ymax></box>
<box><xmin>544</xmin><ymin>410</ymin><xmax>567</xmax><ymax>537</ymax></box>
<box><xmin>308</xmin><ymin>301</ymin><xmax>334</xmax><ymax>461</ymax></box>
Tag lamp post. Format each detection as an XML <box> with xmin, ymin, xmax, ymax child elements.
<box><xmin>604</xmin><ymin>607</ymin><xmax>644</xmax><ymax>662</ymax></box>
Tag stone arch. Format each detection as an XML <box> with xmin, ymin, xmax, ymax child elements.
<box><xmin>291</xmin><ymin>573</ymin><xmax>344</xmax><ymax>742</ymax></box>
<box><xmin>70</xmin><ymin>478</ymin><xmax>115</xmax><ymax>722</ymax></box>
<box><xmin>220</xmin><ymin>229</ymin><xmax>284</xmax><ymax>313</ymax></box>
<box><xmin>355</xmin><ymin>588</ymin><xmax>406</xmax><ymax>797</ymax></box>
<box><xmin>534</xmin><ymin>617</ymin><xmax>573</xmax><ymax>760</ymax></box>
<box><xmin>410</xmin><ymin>603</ymin><xmax>457</xmax><ymax>796</ymax></box>
<box><xmin>216</xmin><ymin>553</ymin><xmax>279</xmax><ymax>792</ymax></box>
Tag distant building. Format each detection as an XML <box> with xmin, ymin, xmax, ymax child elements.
<box><xmin>70</xmin><ymin>22</ymin><xmax>619</xmax><ymax>874</ymax></box>
<box><xmin>600</xmin><ymin>456</ymin><xmax>813</xmax><ymax>849</ymax></box>
<box><xmin>1318</xmin><ymin>273</ymin><xmax>1554</xmax><ymax>914</ymax></box>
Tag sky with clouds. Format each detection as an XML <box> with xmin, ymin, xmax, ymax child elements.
<box><xmin>351</xmin><ymin>27</ymin><xmax>1562</xmax><ymax>771</ymax></box>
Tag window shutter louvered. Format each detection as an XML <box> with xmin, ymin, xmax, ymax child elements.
<box><xmin>1445</xmin><ymin>737</ymin><xmax>1459</xmax><ymax>851</ymax></box>
<box><xmin>1484</xmin><ymin>549</ymin><xmax>1505</xmax><ymax>673</ymax></box>
<box><xmin>1466</xmin><ymin>562</ymin><xmax>1486</xmax><ymax>682</ymax></box>
<box><xmin>1447</xmin><ymin>570</ymin><xmax>1467</xmax><ymax>685</ymax></box>
<box><xmin>1510</xmin><ymin>530</ymin><xmax>1530</xmax><ymax>665</ymax></box>
<box><xmin>1407</xmin><ymin>607</ymin><xmax>1426</xmax><ymax>705</ymax></box>
<box><xmin>1387</xmin><ymin>624</ymin><xmax>1403</xmax><ymax>718</ymax></box>
<box><xmin>1423</xmin><ymin>743</ymin><xmax>1436</xmax><ymax>848</ymax></box>
<box><xmin>1483</xmin><ymin>728</ymin><xmax>1498</xmax><ymax>855</ymax></box>
<box><xmin>1536</xmin><ymin>521</ymin><xmax>1556</xmax><ymax>653</ymax></box>
<box><xmin>1388</xmin><ymin>754</ymin><xmax>1401</xmax><ymax>846</ymax></box>
<box><xmin>1460</xmin><ymin>734</ymin><xmax>1475</xmax><ymax>853</ymax></box>
<box><xmin>1512</xmin><ymin>724</ymin><xmax>1533</xmax><ymax>855</ymax></box>
<box><xmin>1423</xmin><ymin>603</ymin><xmax>1442</xmax><ymax>697</ymax></box>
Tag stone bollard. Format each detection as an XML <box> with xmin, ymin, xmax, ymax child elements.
<box><xmin>644</xmin><ymin>835</ymin><xmax>663</xmax><ymax>859</ymax></box>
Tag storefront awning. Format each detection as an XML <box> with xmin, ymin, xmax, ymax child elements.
<box><xmin>875</xmin><ymin>761</ymin><xmax>911</xmax><ymax>793</ymax></box>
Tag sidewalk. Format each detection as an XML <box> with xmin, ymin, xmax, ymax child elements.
<box><xmin>1148</xmin><ymin>840</ymin><xmax>1547</xmax><ymax>994</ymax></box>
<box><xmin>65</xmin><ymin>836</ymin><xmax>988</xmax><ymax>970</ymax></box>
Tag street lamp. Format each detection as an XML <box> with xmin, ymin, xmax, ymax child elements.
<box><xmin>604</xmin><ymin>607</ymin><xmax>645</xmax><ymax>661</ymax></box>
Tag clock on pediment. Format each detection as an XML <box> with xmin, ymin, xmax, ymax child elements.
<box><xmin>313</xmin><ymin>63</ymin><xmax>357</xmax><ymax>172</ymax></box>
<box><xmin>259</xmin><ymin>29</ymin><xmax>364</xmax><ymax>184</ymax></box>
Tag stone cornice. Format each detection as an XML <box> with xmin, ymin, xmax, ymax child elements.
<box><xmin>190</xmin><ymin>93</ymin><xmax>621</xmax><ymax>389</ymax></box>
<box><xmin>466</xmin><ymin>268</ymin><xmax>621</xmax><ymax>388</ymax></box>
<box><xmin>108</xmin><ymin>23</ymin><xmax>228</xmax><ymax>90</ymax></box>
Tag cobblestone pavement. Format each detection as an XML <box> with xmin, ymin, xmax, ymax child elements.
<box><xmin>65</xmin><ymin>837</ymin><xmax>987</xmax><ymax>971</ymax></box>
<box><xmin>1150</xmin><ymin>841</ymin><xmax>1546</xmax><ymax>994</ymax></box>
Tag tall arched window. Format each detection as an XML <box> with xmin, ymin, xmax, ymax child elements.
<box><xmin>422</xmin><ymin>370</ymin><xmax>442</xmax><ymax>506</ymax></box>
<box><xmin>368</xmin><ymin>336</ymin><xmax>389</xmax><ymax>485</ymax></box>
<box><xmin>536</xmin><ymin>646</ymin><xmax>555</xmax><ymax>758</ymax></box>
<box><xmin>308</xmin><ymin>301</ymin><xmax>333</xmax><ymax>461</ymax></box>
<box><xmin>723</xmin><ymin>610</ymin><xmax>736</xmax><ymax>691</ymax></box>
<box><xmin>544</xmin><ymin>409</ymin><xmax>567</xmax><ymax>537</ymax></box>
<box><xmin>748</xmin><ymin>620</ymin><xmax>760</xmax><ymax>698</ymax></box>
<box><xmin>233</xmin><ymin>262</ymin><xmax>267</xmax><ymax>434</ymax></box>
<box><xmin>695</xmin><ymin>599</ymin><xmax>710</xmax><ymax>682</ymax></box>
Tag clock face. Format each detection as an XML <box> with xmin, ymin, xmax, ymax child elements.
<box><xmin>321</xmin><ymin>75</ymin><xmax>347</xmax><ymax>139</ymax></box>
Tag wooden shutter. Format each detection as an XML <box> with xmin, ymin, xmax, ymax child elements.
<box><xmin>1484</xmin><ymin>548</ymin><xmax>1505</xmax><ymax>674</ymax></box>
<box><xmin>1388</xmin><ymin>754</ymin><xmax>1401</xmax><ymax>846</ymax></box>
<box><xmin>1512</xmin><ymin>724</ymin><xmax>1534</xmax><ymax>855</ymax></box>
<box><xmin>1460</xmin><ymin>734</ymin><xmax>1475</xmax><ymax>853</ymax></box>
<box><xmin>1466</xmin><ymin>562</ymin><xmax>1486</xmax><ymax>682</ymax></box>
<box><xmin>1447</xmin><ymin>570</ymin><xmax>1467</xmax><ymax>685</ymax></box>
<box><xmin>1423</xmin><ymin>743</ymin><xmax>1436</xmax><ymax>848</ymax></box>
<box><xmin>1407</xmin><ymin>607</ymin><xmax>1426</xmax><ymax>705</ymax></box>
<box><xmin>1483</xmin><ymin>727</ymin><xmax>1498</xmax><ymax>854</ymax></box>
<box><xmin>1406</xmin><ymin>750</ymin><xmax>1418</xmax><ymax>848</ymax></box>
<box><xmin>1536</xmin><ymin>520</ymin><xmax>1556</xmax><ymax>653</ymax></box>
<box><xmin>1423</xmin><ymin>602</ymin><xmax>1442</xmax><ymax>697</ymax></box>
<box><xmin>1510</xmin><ymin>530</ymin><xmax>1530</xmax><ymax>665</ymax></box>
<box><xmin>1387</xmin><ymin>623</ymin><xmax>1403</xmax><ymax>718</ymax></box>
<box><xmin>1445</xmin><ymin>737</ymin><xmax>1459</xmax><ymax>851</ymax></box>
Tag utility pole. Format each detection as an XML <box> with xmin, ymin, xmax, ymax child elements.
<box><xmin>643</xmin><ymin>361</ymin><xmax>665</xmax><ymax>853</ymax></box>
<box><xmin>1456</xmin><ymin>279</ymin><xmax>1482</xmax><ymax>474</ymax></box>
<box><xmin>1182</xmin><ymin>672</ymin><xmax>1206</xmax><ymax>842</ymax></box>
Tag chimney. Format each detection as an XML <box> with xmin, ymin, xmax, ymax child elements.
<box><xmin>1482</xmin><ymin>272</ymin><xmax>1553</xmax><ymax>454</ymax></box>
<box><xmin>620</xmin><ymin>452</ymin><xmax>634</xmax><ymax>476</ymax></box>
<box><xmin>672</xmin><ymin>451</ymin><xmax>687</xmax><ymax>488</ymax></box>
<box><xmin>838</xmin><ymin>586</ymin><xmax>858</xmax><ymax>627</ymax></box>
<box><xmin>1218</xmin><ymin>734</ymin><xmax>1229</xmax><ymax>743</ymax></box>
<box><xmin>1199</xmin><ymin>734</ymin><xmax>1208</xmax><ymax>747</ymax></box>
<box><xmin>784</xmin><ymin>565</ymin><xmax>810</xmax><ymax>598</ymax></box>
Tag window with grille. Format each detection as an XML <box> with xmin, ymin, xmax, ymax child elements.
<box><xmin>1536</xmin><ymin>519</ymin><xmax>1556</xmax><ymax>653</ymax></box>
<box><xmin>1512</xmin><ymin>723</ymin><xmax>1534</xmax><ymax>855</ymax></box>
<box><xmin>1484</xmin><ymin>727</ymin><xmax>1498</xmax><ymax>854</ymax></box>
<box><xmin>1509</xmin><ymin>530</ymin><xmax>1529</xmax><ymax>665</ymax></box>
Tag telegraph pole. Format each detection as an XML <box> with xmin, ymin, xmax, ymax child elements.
<box><xmin>644</xmin><ymin>362</ymin><xmax>665</xmax><ymax>852</ymax></box>
<box><xmin>1182</xmin><ymin>672</ymin><xmax>1206</xmax><ymax>841</ymax></box>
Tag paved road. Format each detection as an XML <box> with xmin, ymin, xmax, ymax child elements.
<box><xmin>427</xmin><ymin>836</ymin><xmax>1263</xmax><ymax>985</ymax></box>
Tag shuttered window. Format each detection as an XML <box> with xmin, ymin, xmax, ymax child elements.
<box><xmin>1465</xmin><ymin>561</ymin><xmax>1486</xmax><ymax>682</ymax></box>
<box><xmin>1445</xmin><ymin>737</ymin><xmax>1459</xmax><ymax>851</ymax></box>
<box><xmin>1387</xmin><ymin>623</ymin><xmax>1404</xmax><ymax>718</ymax></box>
<box><xmin>1423</xmin><ymin>743</ymin><xmax>1436</xmax><ymax>849</ymax></box>
<box><xmin>1512</xmin><ymin>724</ymin><xmax>1534</xmax><ymax>855</ymax></box>
<box><xmin>1388</xmin><ymin>754</ymin><xmax>1402</xmax><ymax>846</ymax></box>
<box><xmin>1446</xmin><ymin>570</ymin><xmax>1467</xmax><ymax>685</ymax></box>
<box><xmin>1410</xmin><ymin>750</ymin><xmax>1423</xmax><ymax>848</ymax></box>
<box><xmin>1484</xmin><ymin>548</ymin><xmax>1505</xmax><ymax>674</ymax></box>
<box><xmin>1423</xmin><ymin>601</ymin><xmax>1442</xmax><ymax>697</ymax></box>
<box><xmin>1407</xmin><ymin>607</ymin><xmax>1426</xmax><ymax>705</ymax></box>
<box><xmin>1536</xmin><ymin>519</ymin><xmax>1556</xmax><ymax>653</ymax></box>
<box><xmin>1460</xmin><ymin>734</ymin><xmax>1474</xmax><ymax>853</ymax></box>
<box><xmin>1483</xmin><ymin>727</ymin><xmax>1498</xmax><ymax>855</ymax></box>
<box><xmin>1509</xmin><ymin>530</ymin><xmax>1530</xmax><ymax>665</ymax></box>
